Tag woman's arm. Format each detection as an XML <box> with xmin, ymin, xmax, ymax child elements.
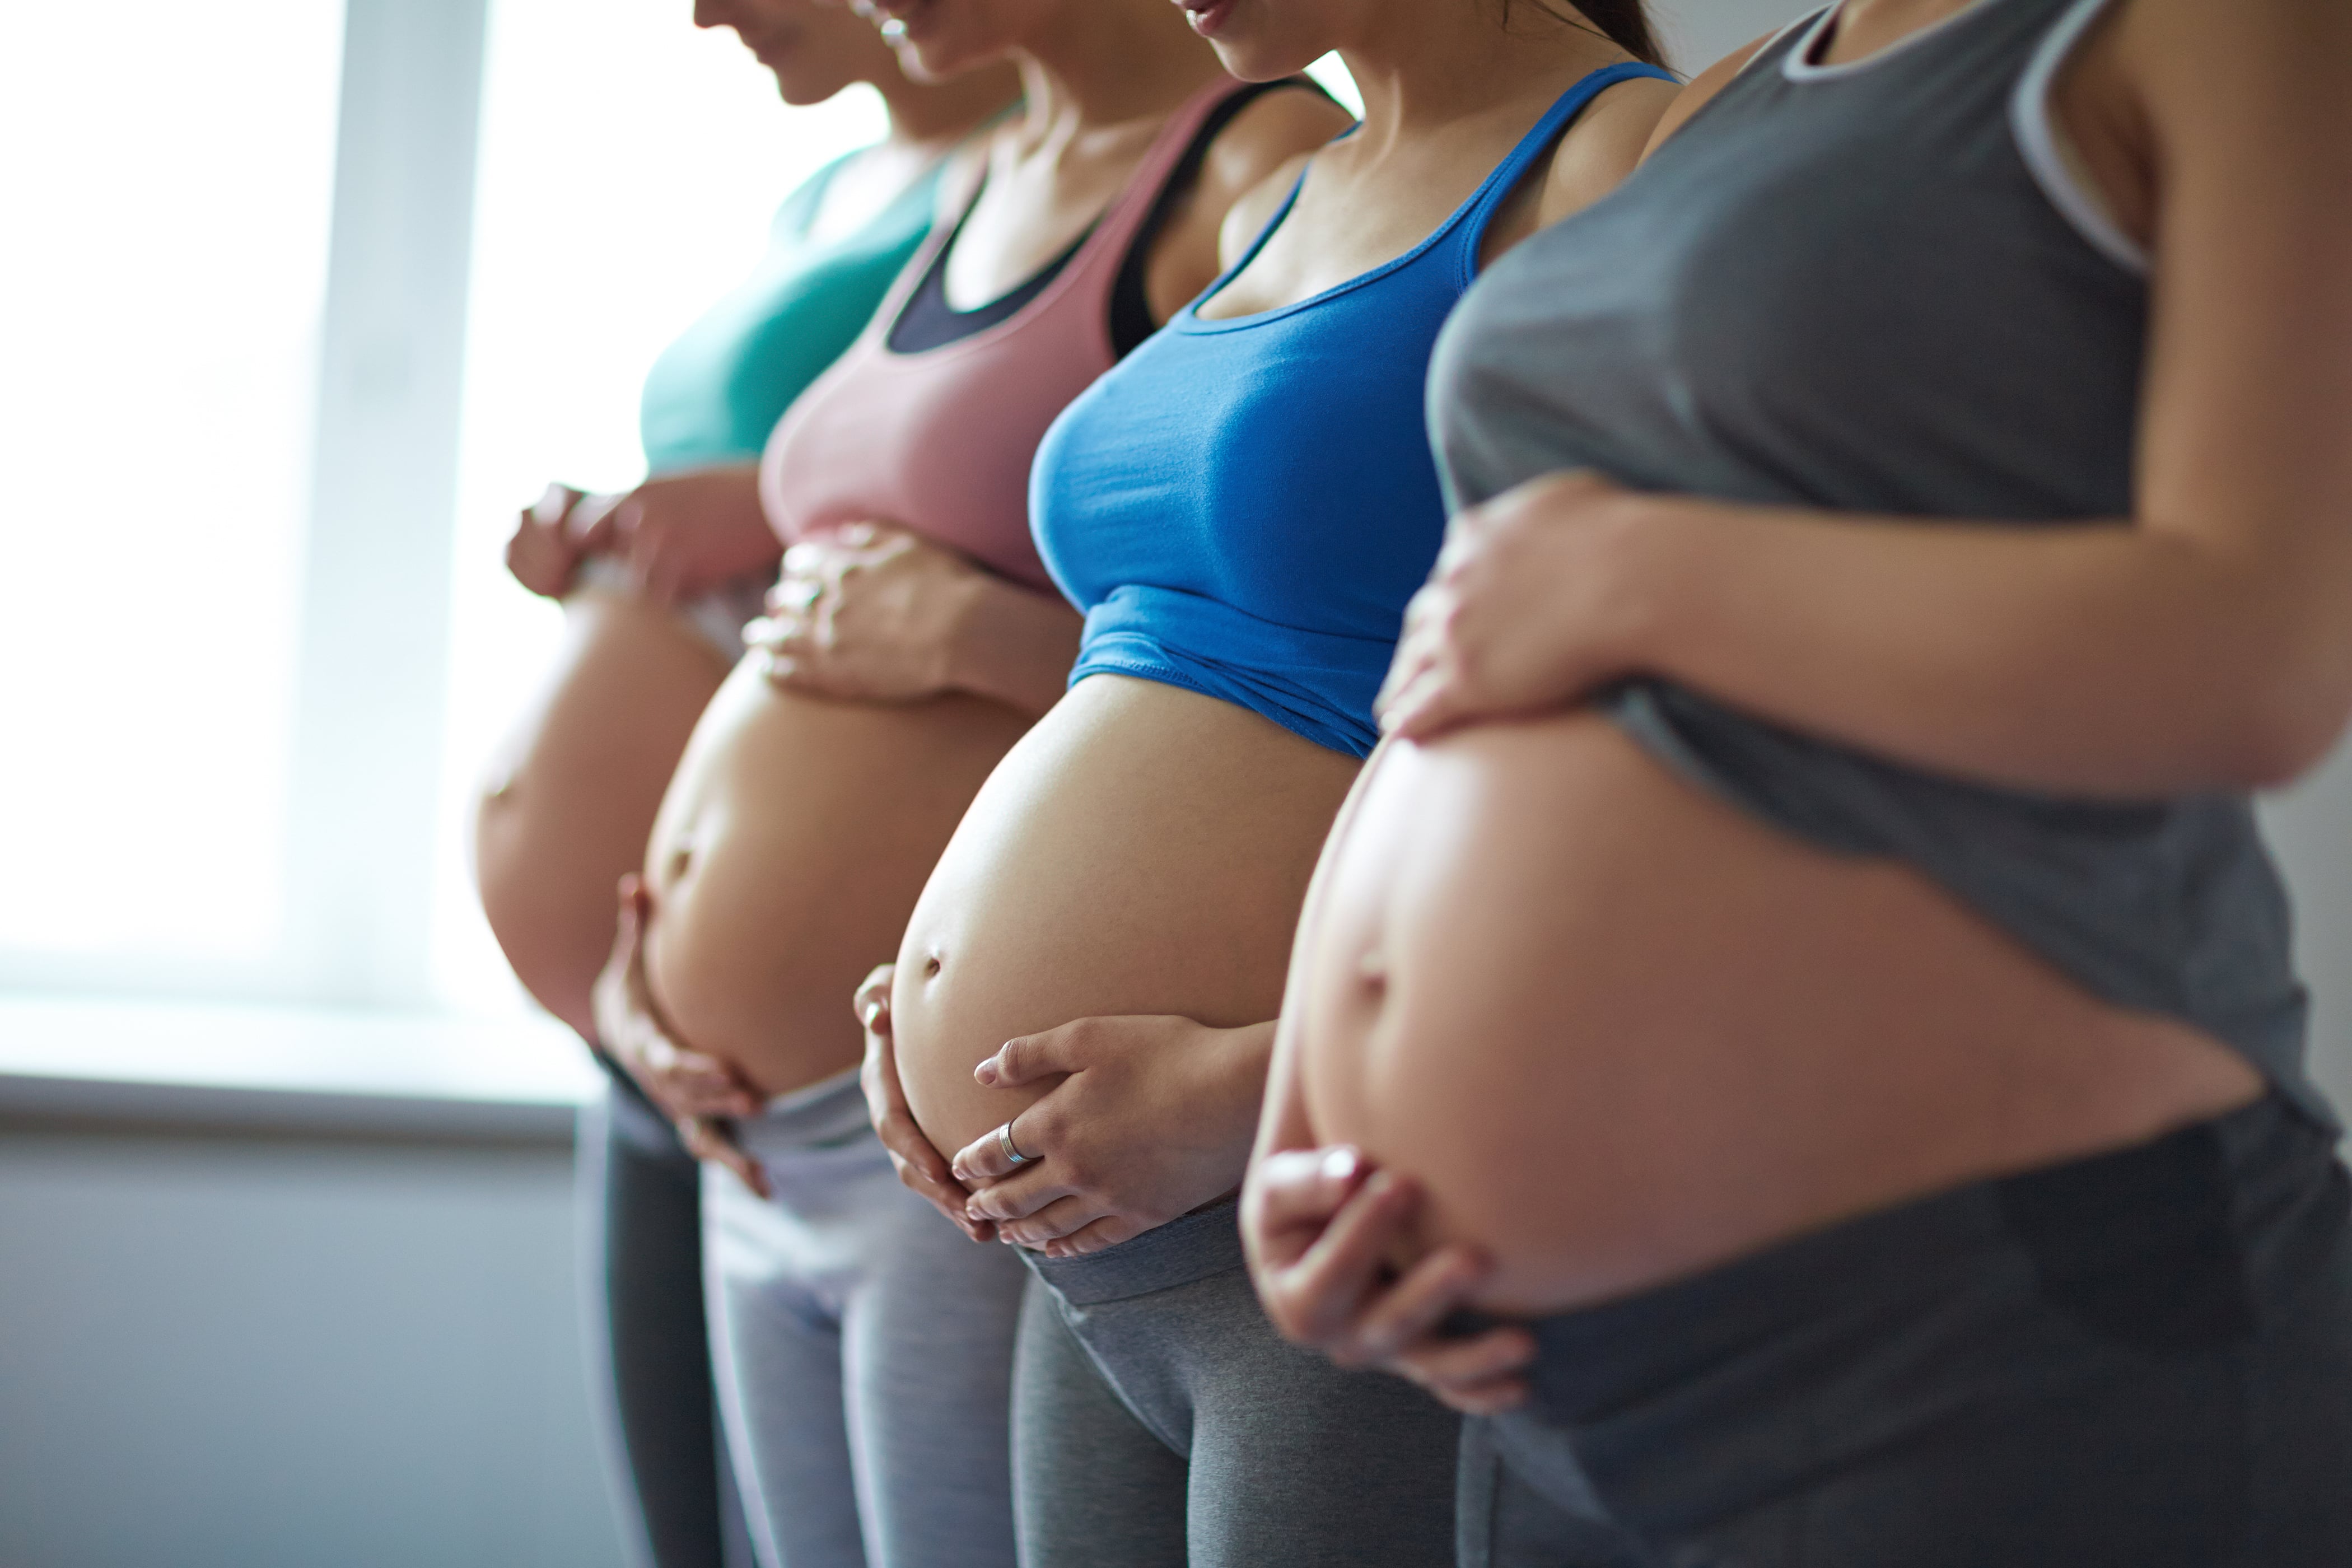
<box><xmin>1385</xmin><ymin>0</ymin><xmax>2352</xmax><ymax>797</ymax></box>
<box><xmin>752</xmin><ymin>524</ymin><xmax>1082</xmax><ymax>716</ymax></box>
<box><xmin>592</xmin><ymin>463</ymin><xmax>778</xmax><ymax>604</ymax></box>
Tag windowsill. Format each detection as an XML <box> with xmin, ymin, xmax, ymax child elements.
<box><xmin>0</xmin><ymin>993</ymin><xmax>602</xmax><ymax>1143</ymax></box>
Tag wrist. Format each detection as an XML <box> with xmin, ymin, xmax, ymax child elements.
<box><xmin>1199</xmin><ymin>1020</ymin><xmax>1278</xmax><ymax>1152</ymax></box>
<box><xmin>945</xmin><ymin>575</ymin><xmax>1083</xmax><ymax>715</ymax></box>
<box><xmin>1596</xmin><ymin>491</ymin><xmax>1709</xmax><ymax>676</ymax></box>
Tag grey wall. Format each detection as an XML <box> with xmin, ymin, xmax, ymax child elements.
<box><xmin>1653</xmin><ymin>0</ymin><xmax>1815</xmax><ymax>71</ymax></box>
<box><xmin>0</xmin><ymin>1123</ymin><xmax>626</xmax><ymax>1568</ymax></box>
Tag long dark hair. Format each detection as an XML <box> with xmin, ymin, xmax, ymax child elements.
<box><xmin>1498</xmin><ymin>0</ymin><xmax>1667</xmax><ymax>69</ymax></box>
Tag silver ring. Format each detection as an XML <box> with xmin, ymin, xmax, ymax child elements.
<box><xmin>997</xmin><ymin>1121</ymin><xmax>1033</xmax><ymax>1167</ymax></box>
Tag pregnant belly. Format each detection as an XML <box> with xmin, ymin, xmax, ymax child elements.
<box><xmin>1296</xmin><ymin>712</ymin><xmax>2264</xmax><ymax>1314</ymax></box>
<box><xmin>643</xmin><ymin>660</ymin><xmax>1030</xmax><ymax>1096</ymax></box>
<box><xmin>890</xmin><ymin>675</ymin><xmax>1362</xmax><ymax>1161</ymax></box>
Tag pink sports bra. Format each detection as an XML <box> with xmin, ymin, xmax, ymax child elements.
<box><xmin>760</xmin><ymin>77</ymin><xmax>1256</xmax><ymax>595</ymax></box>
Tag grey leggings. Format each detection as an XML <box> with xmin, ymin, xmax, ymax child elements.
<box><xmin>1463</xmin><ymin>1095</ymin><xmax>2352</xmax><ymax>1568</ymax></box>
<box><xmin>701</xmin><ymin>1069</ymin><xmax>1029</xmax><ymax>1568</ymax></box>
<box><xmin>1015</xmin><ymin>1200</ymin><xmax>1460</xmax><ymax>1567</ymax></box>
<box><xmin>576</xmin><ymin>1069</ymin><xmax>755</xmax><ymax>1568</ymax></box>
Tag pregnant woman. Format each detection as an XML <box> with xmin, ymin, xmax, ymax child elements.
<box><xmin>589</xmin><ymin>0</ymin><xmax>1347</xmax><ymax>1561</ymax></box>
<box><xmin>856</xmin><ymin>1</ymin><xmax>1674</xmax><ymax>1561</ymax></box>
<box><xmin>473</xmin><ymin>4</ymin><xmax>1010</xmax><ymax>1563</ymax></box>
<box><xmin>1246</xmin><ymin>0</ymin><xmax>2352</xmax><ymax>1564</ymax></box>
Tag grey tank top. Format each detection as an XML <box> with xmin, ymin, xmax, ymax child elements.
<box><xmin>1428</xmin><ymin>0</ymin><xmax>2332</xmax><ymax>1130</ymax></box>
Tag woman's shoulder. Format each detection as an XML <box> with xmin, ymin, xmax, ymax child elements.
<box><xmin>1535</xmin><ymin>68</ymin><xmax>1682</xmax><ymax>228</ymax></box>
<box><xmin>1639</xmin><ymin>25</ymin><xmax>1799</xmax><ymax>164</ymax></box>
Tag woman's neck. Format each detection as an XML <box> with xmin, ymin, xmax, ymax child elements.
<box><xmin>1338</xmin><ymin>2</ymin><xmax>1629</xmax><ymax>157</ymax></box>
<box><xmin>876</xmin><ymin>66</ymin><xmax>1022</xmax><ymax>153</ymax></box>
<box><xmin>1009</xmin><ymin>0</ymin><xmax>1227</xmax><ymax>139</ymax></box>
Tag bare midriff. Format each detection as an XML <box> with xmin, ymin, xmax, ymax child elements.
<box><xmin>1293</xmin><ymin>711</ymin><xmax>2266</xmax><ymax>1315</ymax></box>
<box><xmin>890</xmin><ymin>675</ymin><xmax>1363</xmax><ymax>1160</ymax></box>
<box><xmin>475</xmin><ymin>588</ymin><xmax>730</xmax><ymax>1039</ymax></box>
<box><xmin>642</xmin><ymin>659</ymin><xmax>1032</xmax><ymax>1097</ymax></box>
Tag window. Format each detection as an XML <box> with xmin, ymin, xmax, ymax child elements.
<box><xmin>430</xmin><ymin>0</ymin><xmax>894</xmax><ymax>1014</ymax></box>
<box><xmin>0</xmin><ymin>0</ymin><xmax>343</xmax><ymax>986</ymax></box>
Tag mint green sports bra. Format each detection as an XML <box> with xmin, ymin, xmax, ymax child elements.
<box><xmin>637</xmin><ymin>151</ymin><xmax>941</xmax><ymax>475</ymax></box>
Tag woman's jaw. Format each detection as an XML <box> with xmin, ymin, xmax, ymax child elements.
<box><xmin>855</xmin><ymin>0</ymin><xmax>1021</xmax><ymax>82</ymax></box>
<box><xmin>1178</xmin><ymin>0</ymin><xmax>1341</xmax><ymax>85</ymax></box>
<box><xmin>703</xmin><ymin>0</ymin><xmax>893</xmax><ymax>104</ymax></box>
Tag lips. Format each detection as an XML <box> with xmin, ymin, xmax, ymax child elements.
<box><xmin>1178</xmin><ymin>0</ymin><xmax>1238</xmax><ymax>38</ymax></box>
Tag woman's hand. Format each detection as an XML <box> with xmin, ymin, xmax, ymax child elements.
<box><xmin>1376</xmin><ymin>469</ymin><xmax>1663</xmax><ymax>742</ymax></box>
<box><xmin>506</xmin><ymin>484</ymin><xmax>594</xmax><ymax>598</ymax></box>
<box><xmin>587</xmin><ymin>466</ymin><xmax>778</xmax><ymax>604</ymax></box>
<box><xmin>591</xmin><ymin>875</ymin><xmax>770</xmax><ymax>1197</ymax></box>
<box><xmin>948</xmin><ymin>1017</ymin><xmax>1276</xmax><ymax>1258</ymax></box>
<box><xmin>748</xmin><ymin>524</ymin><xmax>990</xmax><ymax>703</ymax></box>
<box><xmin>856</xmin><ymin>965</ymin><xmax>996</xmax><ymax>1243</ymax></box>
<box><xmin>1243</xmin><ymin>1145</ymin><xmax>1534</xmax><ymax>1415</ymax></box>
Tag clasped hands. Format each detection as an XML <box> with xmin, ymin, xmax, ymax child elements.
<box><xmin>855</xmin><ymin>966</ymin><xmax>1269</xmax><ymax>1257</ymax></box>
<box><xmin>748</xmin><ymin>523</ymin><xmax>988</xmax><ymax>702</ymax></box>
<box><xmin>504</xmin><ymin>468</ymin><xmax>780</xmax><ymax>604</ymax></box>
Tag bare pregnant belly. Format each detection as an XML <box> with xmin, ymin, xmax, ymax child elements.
<box><xmin>890</xmin><ymin>675</ymin><xmax>1362</xmax><ymax>1161</ymax></box>
<box><xmin>1295</xmin><ymin>712</ymin><xmax>2264</xmax><ymax>1314</ymax></box>
<box><xmin>643</xmin><ymin>660</ymin><xmax>1030</xmax><ymax>1096</ymax></box>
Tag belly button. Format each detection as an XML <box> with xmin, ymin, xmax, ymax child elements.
<box><xmin>922</xmin><ymin>950</ymin><xmax>944</xmax><ymax>980</ymax></box>
<box><xmin>1356</xmin><ymin>947</ymin><xmax>1390</xmax><ymax>992</ymax></box>
<box><xmin>665</xmin><ymin>833</ymin><xmax>697</xmax><ymax>883</ymax></box>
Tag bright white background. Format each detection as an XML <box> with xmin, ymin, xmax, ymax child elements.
<box><xmin>0</xmin><ymin>0</ymin><xmax>343</xmax><ymax>966</ymax></box>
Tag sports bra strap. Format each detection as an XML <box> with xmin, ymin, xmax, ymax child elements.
<box><xmin>1201</xmin><ymin>60</ymin><xmax>1677</xmax><ymax>313</ymax></box>
<box><xmin>866</xmin><ymin>76</ymin><xmax>1262</xmax><ymax>347</ymax></box>
<box><xmin>1455</xmin><ymin>62</ymin><xmax>1681</xmax><ymax>263</ymax></box>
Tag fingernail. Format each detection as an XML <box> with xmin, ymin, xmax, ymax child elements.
<box><xmin>972</xmin><ymin>1056</ymin><xmax>1001</xmax><ymax>1086</ymax></box>
<box><xmin>1321</xmin><ymin>1147</ymin><xmax>1361</xmax><ymax>1182</ymax></box>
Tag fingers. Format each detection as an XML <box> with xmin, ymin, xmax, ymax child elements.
<box><xmin>1266</xmin><ymin>1169</ymin><xmax>1424</xmax><ymax>1349</ymax></box>
<box><xmin>964</xmin><ymin>1161</ymin><xmax>1074</xmax><ymax>1226</ymax></box>
<box><xmin>643</xmin><ymin>1046</ymin><xmax>763</xmax><ymax>1119</ymax></box>
<box><xmin>972</xmin><ymin>1025</ymin><xmax>1081</xmax><ymax>1090</ymax></box>
<box><xmin>1378</xmin><ymin>664</ymin><xmax>1468</xmax><ymax>743</ymax></box>
<box><xmin>1250</xmin><ymin>1145</ymin><xmax>1373</xmax><ymax>1245</ymax></box>
<box><xmin>998</xmin><ymin>1194</ymin><xmax>1113</xmax><ymax>1250</ymax></box>
<box><xmin>1042</xmin><ymin>1213</ymin><xmax>1144</xmax><ymax>1261</ymax></box>
<box><xmin>856</xmin><ymin>992</ymin><xmax>991</xmax><ymax>1242</ymax></box>
<box><xmin>678</xmin><ymin>1116</ymin><xmax>771</xmax><ymax>1201</ymax></box>
<box><xmin>567</xmin><ymin>490</ymin><xmax>627</xmax><ymax>552</ymax></box>
<box><xmin>885</xmin><ymin>1124</ymin><xmax>995</xmax><ymax>1242</ymax></box>
<box><xmin>950</xmin><ymin>1110</ymin><xmax>1043</xmax><ymax>1186</ymax></box>
<box><xmin>853</xmin><ymin>965</ymin><xmax>895</xmax><ymax>1033</ymax></box>
<box><xmin>1337</xmin><ymin>1244</ymin><xmax>1491</xmax><ymax>1367</ymax></box>
<box><xmin>533</xmin><ymin>483</ymin><xmax>584</xmax><ymax>528</ymax></box>
<box><xmin>1389</xmin><ymin>1325</ymin><xmax>1535</xmax><ymax>1415</ymax></box>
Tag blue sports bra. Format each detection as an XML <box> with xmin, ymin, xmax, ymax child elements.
<box><xmin>1030</xmin><ymin>63</ymin><xmax>1673</xmax><ymax>757</ymax></box>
